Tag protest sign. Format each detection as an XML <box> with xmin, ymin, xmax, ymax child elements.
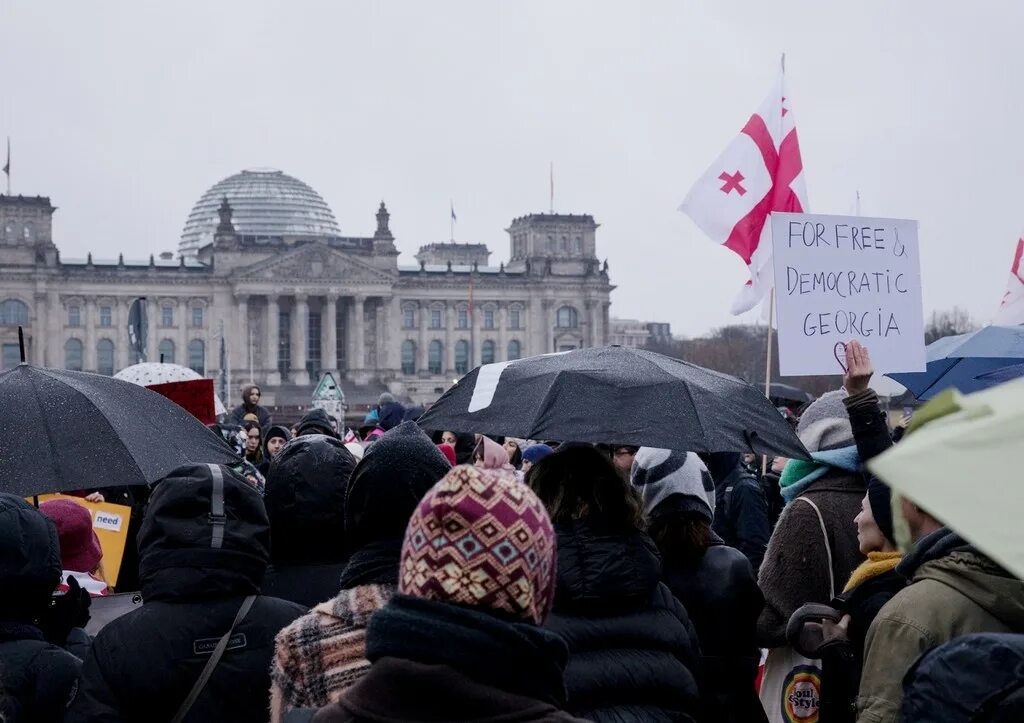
<box><xmin>770</xmin><ymin>212</ymin><xmax>926</xmax><ymax>376</ymax></box>
<box><xmin>36</xmin><ymin>494</ymin><xmax>132</xmax><ymax>588</ymax></box>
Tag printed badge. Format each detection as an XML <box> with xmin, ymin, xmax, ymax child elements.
<box><xmin>781</xmin><ymin>664</ymin><xmax>822</xmax><ymax>722</ymax></box>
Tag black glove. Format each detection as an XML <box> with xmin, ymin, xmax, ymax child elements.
<box><xmin>39</xmin><ymin>575</ymin><xmax>91</xmax><ymax>645</ymax></box>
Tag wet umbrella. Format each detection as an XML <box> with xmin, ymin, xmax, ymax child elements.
<box><xmin>0</xmin><ymin>341</ymin><xmax>239</xmax><ymax>497</ymax></box>
<box><xmin>417</xmin><ymin>346</ymin><xmax>809</xmax><ymax>459</ymax></box>
<box><xmin>768</xmin><ymin>382</ymin><xmax>815</xmax><ymax>405</ymax></box>
<box><xmin>114</xmin><ymin>361</ymin><xmax>227</xmax><ymax>416</ymax></box>
<box><xmin>974</xmin><ymin>362</ymin><xmax>1024</xmax><ymax>389</ymax></box>
<box><xmin>887</xmin><ymin>325</ymin><xmax>1024</xmax><ymax>400</ymax></box>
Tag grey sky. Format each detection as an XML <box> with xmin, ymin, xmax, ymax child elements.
<box><xmin>2</xmin><ymin>1</ymin><xmax>1022</xmax><ymax>338</ymax></box>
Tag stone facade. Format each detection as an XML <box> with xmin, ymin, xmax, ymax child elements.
<box><xmin>0</xmin><ymin>171</ymin><xmax>614</xmax><ymax>406</ymax></box>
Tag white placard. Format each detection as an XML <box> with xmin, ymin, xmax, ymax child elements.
<box><xmin>771</xmin><ymin>213</ymin><xmax>926</xmax><ymax>376</ymax></box>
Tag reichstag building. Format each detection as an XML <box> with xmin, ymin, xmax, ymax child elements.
<box><xmin>0</xmin><ymin>169</ymin><xmax>613</xmax><ymax>405</ymax></box>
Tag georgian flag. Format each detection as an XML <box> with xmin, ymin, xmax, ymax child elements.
<box><xmin>993</xmin><ymin>237</ymin><xmax>1024</xmax><ymax>326</ymax></box>
<box><xmin>679</xmin><ymin>62</ymin><xmax>808</xmax><ymax>314</ymax></box>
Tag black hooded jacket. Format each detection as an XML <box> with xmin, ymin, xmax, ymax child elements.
<box><xmin>0</xmin><ymin>494</ymin><xmax>82</xmax><ymax>723</ymax></box>
<box><xmin>66</xmin><ymin>464</ymin><xmax>306</xmax><ymax>723</ymax></box>
<box><xmin>545</xmin><ymin>519</ymin><xmax>702</xmax><ymax>722</ymax></box>
<box><xmin>705</xmin><ymin>453</ymin><xmax>770</xmax><ymax>576</ymax></box>
<box><xmin>263</xmin><ymin>435</ymin><xmax>358</xmax><ymax>607</ymax></box>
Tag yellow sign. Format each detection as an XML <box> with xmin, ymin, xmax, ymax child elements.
<box><xmin>35</xmin><ymin>494</ymin><xmax>132</xmax><ymax>589</ymax></box>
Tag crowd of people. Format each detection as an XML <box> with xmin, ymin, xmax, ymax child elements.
<box><xmin>1</xmin><ymin>341</ymin><xmax>1022</xmax><ymax>722</ymax></box>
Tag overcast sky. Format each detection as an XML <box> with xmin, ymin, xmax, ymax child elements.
<box><xmin>2</xmin><ymin>1</ymin><xmax>1022</xmax><ymax>338</ymax></box>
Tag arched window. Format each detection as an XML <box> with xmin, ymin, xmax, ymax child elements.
<box><xmin>188</xmin><ymin>339</ymin><xmax>205</xmax><ymax>375</ymax></box>
<box><xmin>401</xmin><ymin>340</ymin><xmax>416</xmax><ymax>374</ymax></box>
<box><xmin>0</xmin><ymin>299</ymin><xmax>29</xmax><ymax>326</ymax></box>
<box><xmin>507</xmin><ymin>339</ymin><xmax>522</xmax><ymax>361</ymax></box>
<box><xmin>158</xmin><ymin>339</ymin><xmax>175</xmax><ymax>364</ymax></box>
<box><xmin>454</xmin><ymin>340</ymin><xmax>470</xmax><ymax>375</ymax></box>
<box><xmin>64</xmin><ymin>338</ymin><xmax>83</xmax><ymax>371</ymax></box>
<box><xmin>428</xmin><ymin>340</ymin><xmax>443</xmax><ymax>374</ymax></box>
<box><xmin>481</xmin><ymin>340</ymin><xmax>495</xmax><ymax>365</ymax></box>
<box><xmin>556</xmin><ymin>305</ymin><xmax>579</xmax><ymax>329</ymax></box>
<box><xmin>96</xmin><ymin>339</ymin><xmax>115</xmax><ymax>375</ymax></box>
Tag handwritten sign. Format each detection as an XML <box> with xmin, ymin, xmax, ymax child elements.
<box><xmin>770</xmin><ymin>212</ymin><xmax>926</xmax><ymax>376</ymax></box>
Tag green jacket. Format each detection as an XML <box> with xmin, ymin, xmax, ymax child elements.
<box><xmin>856</xmin><ymin>538</ymin><xmax>1024</xmax><ymax>723</ymax></box>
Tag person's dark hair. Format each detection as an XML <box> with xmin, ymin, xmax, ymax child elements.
<box><xmin>647</xmin><ymin>507</ymin><xmax>714</xmax><ymax>568</ymax></box>
<box><xmin>508</xmin><ymin>444</ymin><xmax>523</xmax><ymax>470</ymax></box>
<box><xmin>243</xmin><ymin>421</ymin><xmax>263</xmax><ymax>465</ymax></box>
<box><xmin>526</xmin><ymin>444</ymin><xmax>644</xmax><ymax>529</ymax></box>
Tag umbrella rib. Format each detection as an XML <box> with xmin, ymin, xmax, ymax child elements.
<box><xmin>25</xmin><ymin>370</ymin><xmax>69</xmax><ymax>495</ymax></box>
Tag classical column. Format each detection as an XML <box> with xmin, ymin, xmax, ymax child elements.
<box><xmin>377</xmin><ymin>298</ymin><xmax>391</xmax><ymax>373</ymax></box>
<box><xmin>352</xmin><ymin>294</ymin><xmax>366</xmax><ymax>372</ymax></box>
<box><xmin>84</xmin><ymin>298</ymin><xmax>97</xmax><ymax>372</ymax></box>
<box><xmin>145</xmin><ymin>297</ymin><xmax>158</xmax><ymax>362</ymax></box>
<box><xmin>265</xmin><ymin>295</ymin><xmax>280</xmax><ymax>385</ymax></box>
<box><xmin>497</xmin><ymin>303</ymin><xmax>508</xmax><ymax>361</ymax></box>
<box><xmin>31</xmin><ymin>293</ymin><xmax>46</xmax><ymax>366</ymax></box>
<box><xmin>46</xmin><ymin>290</ymin><xmax>60</xmax><ymax>368</ymax></box>
<box><xmin>417</xmin><ymin>301</ymin><xmax>427</xmax><ymax>374</ymax></box>
<box><xmin>176</xmin><ymin>298</ymin><xmax>189</xmax><ymax>368</ymax></box>
<box><xmin>528</xmin><ymin>296</ymin><xmax>544</xmax><ymax>356</ymax></box>
<box><xmin>585</xmin><ymin>299</ymin><xmax>598</xmax><ymax>348</ymax></box>
<box><xmin>471</xmin><ymin>300</ymin><xmax>481</xmax><ymax>368</ymax></box>
<box><xmin>116</xmin><ymin>297</ymin><xmax>130</xmax><ymax>369</ymax></box>
<box><xmin>291</xmin><ymin>294</ymin><xmax>310</xmax><ymax>385</ymax></box>
<box><xmin>235</xmin><ymin>294</ymin><xmax>249</xmax><ymax>381</ymax></box>
<box><xmin>323</xmin><ymin>295</ymin><xmax>338</xmax><ymax>376</ymax></box>
<box><xmin>444</xmin><ymin>300</ymin><xmax>454</xmax><ymax>373</ymax></box>
<box><xmin>542</xmin><ymin>299</ymin><xmax>555</xmax><ymax>354</ymax></box>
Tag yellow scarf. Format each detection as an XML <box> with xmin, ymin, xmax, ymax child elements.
<box><xmin>843</xmin><ymin>551</ymin><xmax>902</xmax><ymax>593</ymax></box>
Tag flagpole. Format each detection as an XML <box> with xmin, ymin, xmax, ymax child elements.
<box><xmin>762</xmin><ymin>288</ymin><xmax>776</xmax><ymax>476</ymax></box>
<box><xmin>450</xmin><ymin>199</ymin><xmax>454</xmax><ymax>242</ymax></box>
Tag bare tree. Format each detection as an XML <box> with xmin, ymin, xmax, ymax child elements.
<box><xmin>924</xmin><ymin>307</ymin><xmax>976</xmax><ymax>344</ymax></box>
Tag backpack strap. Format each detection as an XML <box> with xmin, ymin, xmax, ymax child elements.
<box><xmin>795</xmin><ymin>496</ymin><xmax>835</xmax><ymax>599</ymax></box>
<box><xmin>170</xmin><ymin>594</ymin><xmax>256</xmax><ymax>723</ymax></box>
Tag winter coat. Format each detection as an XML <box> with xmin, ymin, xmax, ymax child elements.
<box><xmin>711</xmin><ymin>463</ymin><xmax>771</xmax><ymax>575</ymax></box>
<box><xmin>756</xmin><ymin>471</ymin><xmax>865</xmax><ymax>647</ymax></box>
<box><xmin>65</xmin><ymin>464</ymin><xmax>307</xmax><ymax>723</ymax></box>
<box><xmin>856</xmin><ymin>529</ymin><xmax>1024</xmax><ymax>723</ymax></box>
<box><xmin>311</xmin><ymin>594</ymin><xmax>587</xmax><ymax>723</ymax></box>
<box><xmin>263</xmin><ymin>434</ymin><xmax>358</xmax><ymax>607</ymax></box>
<box><xmin>661</xmin><ymin>533</ymin><xmax>766</xmax><ymax>723</ymax></box>
<box><xmin>0</xmin><ymin>624</ymin><xmax>82</xmax><ymax>723</ymax></box>
<box><xmin>902</xmin><ymin>633</ymin><xmax>1024</xmax><ymax>723</ymax></box>
<box><xmin>228</xmin><ymin>402</ymin><xmax>272</xmax><ymax>430</ymax></box>
<box><xmin>376</xmin><ymin>401</ymin><xmax>405</xmax><ymax>432</ymax></box>
<box><xmin>271</xmin><ymin>584</ymin><xmax>395</xmax><ymax>722</ymax></box>
<box><xmin>545</xmin><ymin>519</ymin><xmax>702</xmax><ymax>722</ymax></box>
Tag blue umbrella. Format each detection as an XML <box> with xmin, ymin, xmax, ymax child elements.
<box><xmin>887</xmin><ymin>325</ymin><xmax>1024</xmax><ymax>400</ymax></box>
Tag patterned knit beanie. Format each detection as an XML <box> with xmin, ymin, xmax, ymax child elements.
<box><xmin>400</xmin><ymin>465</ymin><xmax>557</xmax><ymax>625</ymax></box>
<box><xmin>796</xmin><ymin>389</ymin><xmax>855</xmax><ymax>452</ymax></box>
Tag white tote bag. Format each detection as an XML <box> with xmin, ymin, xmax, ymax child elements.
<box><xmin>758</xmin><ymin>496</ymin><xmax>835</xmax><ymax>723</ymax></box>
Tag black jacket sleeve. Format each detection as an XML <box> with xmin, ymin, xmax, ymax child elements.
<box><xmin>65</xmin><ymin>639</ymin><xmax>125</xmax><ymax>723</ymax></box>
<box><xmin>730</xmin><ymin>480</ymin><xmax>771</xmax><ymax>576</ymax></box>
<box><xmin>843</xmin><ymin>389</ymin><xmax>892</xmax><ymax>462</ymax></box>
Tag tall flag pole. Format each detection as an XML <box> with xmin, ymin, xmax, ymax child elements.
<box><xmin>679</xmin><ymin>54</ymin><xmax>808</xmax><ymax>315</ymax></box>
<box><xmin>2</xmin><ymin>138</ymin><xmax>10</xmax><ymax>195</ymax></box>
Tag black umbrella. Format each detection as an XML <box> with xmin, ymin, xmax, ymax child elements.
<box><xmin>418</xmin><ymin>346</ymin><xmax>809</xmax><ymax>459</ymax></box>
<box><xmin>0</xmin><ymin>343</ymin><xmax>239</xmax><ymax>496</ymax></box>
<box><xmin>769</xmin><ymin>382</ymin><xmax>815</xmax><ymax>405</ymax></box>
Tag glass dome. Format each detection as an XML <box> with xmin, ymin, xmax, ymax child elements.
<box><xmin>178</xmin><ymin>168</ymin><xmax>341</xmax><ymax>256</ymax></box>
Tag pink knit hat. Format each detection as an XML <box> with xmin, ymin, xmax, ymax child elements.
<box><xmin>39</xmin><ymin>499</ymin><xmax>103</xmax><ymax>573</ymax></box>
<box><xmin>400</xmin><ymin>465</ymin><xmax>556</xmax><ymax>625</ymax></box>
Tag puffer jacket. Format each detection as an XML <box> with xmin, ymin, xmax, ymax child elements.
<box><xmin>263</xmin><ymin>435</ymin><xmax>358</xmax><ymax>608</ymax></box>
<box><xmin>545</xmin><ymin>519</ymin><xmax>701</xmax><ymax>722</ymax></box>
<box><xmin>65</xmin><ymin>464</ymin><xmax>306</xmax><ymax>723</ymax></box>
<box><xmin>857</xmin><ymin>529</ymin><xmax>1024</xmax><ymax>723</ymax></box>
<box><xmin>0</xmin><ymin>494</ymin><xmax>82</xmax><ymax>723</ymax></box>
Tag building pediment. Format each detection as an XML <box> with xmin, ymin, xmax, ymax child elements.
<box><xmin>233</xmin><ymin>243</ymin><xmax>394</xmax><ymax>285</ymax></box>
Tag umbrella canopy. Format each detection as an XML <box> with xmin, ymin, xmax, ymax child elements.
<box><xmin>114</xmin><ymin>362</ymin><xmax>227</xmax><ymax>416</ymax></box>
<box><xmin>868</xmin><ymin>378</ymin><xmax>1024</xmax><ymax>580</ymax></box>
<box><xmin>769</xmin><ymin>382</ymin><xmax>815</xmax><ymax>405</ymax></box>
<box><xmin>417</xmin><ymin>346</ymin><xmax>809</xmax><ymax>459</ymax></box>
<box><xmin>886</xmin><ymin>326</ymin><xmax>1024</xmax><ymax>400</ymax></box>
<box><xmin>974</xmin><ymin>362</ymin><xmax>1024</xmax><ymax>388</ymax></box>
<box><xmin>0</xmin><ymin>364</ymin><xmax>239</xmax><ymax>497</ymax></box>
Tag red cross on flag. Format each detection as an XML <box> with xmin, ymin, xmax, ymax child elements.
<box><xmin>679</xmin><ymin>61</ymin><xmax>808</xmax><ymax>314</ymax></box>
<box><xmin>993</xmin><ymin>236</ymin><xmax>1024</xmax><ymax>325</ymax></box>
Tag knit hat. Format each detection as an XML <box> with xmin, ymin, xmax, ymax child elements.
<box><xmin>379</xmin><ymin>392</ymin><xmax>397</xmax><ymax>405</ymax></box>
<box><xmin>400</xmin><ymin>465</ymin><xmax>557</xmax><ymax>625</ymax></box>
<box><xmin>796</xmin><ymin>389</ymin><xmax>855</xmax><ymax>452</ymax></box>
<box><xmin>474</xmin><ymin>436</ymin><xmax>512</xmax><ymax>470</ymax></box>
<box><xmin>263</xmin><ymin>425</ymin><xmax>292</xmax><ymax>457</ymax></box>
<box><xmin>39</xmin><ymin>498</ymin><xmax>103</xmax><ymax>573</ymax></box>
<box><xmin>522</xmin><ymin>444</ymin><xmax>554</xmax><ymax>465</ymax></box>
<box><xmin>630</xmin><ymin>448</ymin><xmax>716</xmax><ymax>523</ymax></box>
<box><xmin>437</xmin><ymin>443</ymin><xmax>457</xmax><ymax>467</ymax></box>
<box><xmin>868</xmin><ymin>478</ymin><xmax>896</xmax><ymax>546</ymax></box>
<box><xmin>345</xmin><ymin>421</ymin><xmax>453</xmax><ymax>551</ymax></box>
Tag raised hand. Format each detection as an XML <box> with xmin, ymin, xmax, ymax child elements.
<box><xmin>843</xmin><ymin>340</ymin><xmax>874</xmax><ymax>395</ymax></box>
